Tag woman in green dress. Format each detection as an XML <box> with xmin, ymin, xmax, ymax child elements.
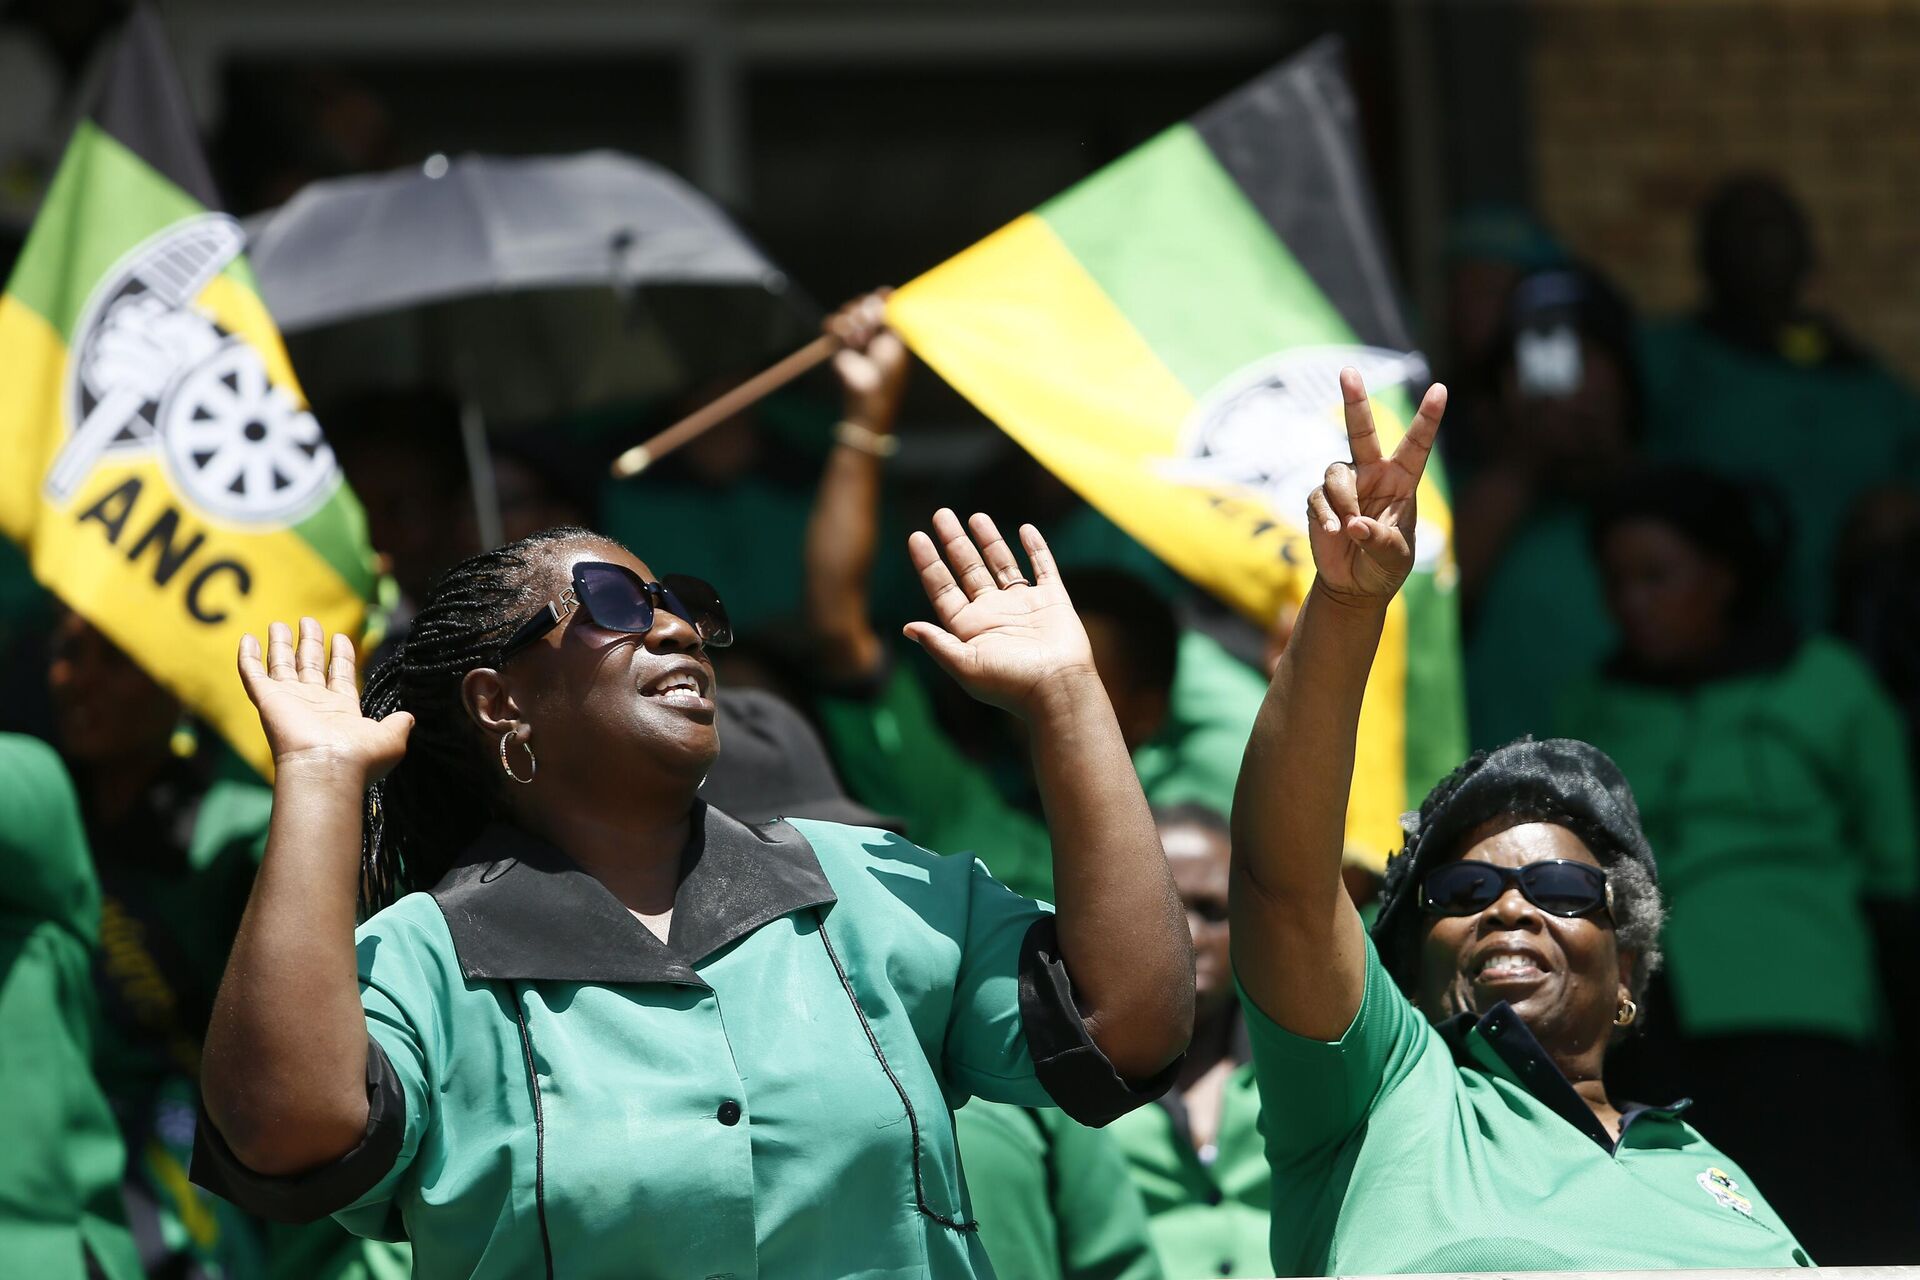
<box><xmin>192</xmin><ymin>514</ymin><xmax>1192</xmax><ymax>1279</ymax></box>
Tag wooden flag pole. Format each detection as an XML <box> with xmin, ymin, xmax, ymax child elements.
<box><xmin>609</xmin><ymin>333</ymin><xmax>844</xmax><ymax>478</ymax></box>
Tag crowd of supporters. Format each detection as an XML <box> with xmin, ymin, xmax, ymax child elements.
<box><xmin>1</xmin><ymin>171</ymin><xmax>1917</xmax><ymax>1278</ymax></box>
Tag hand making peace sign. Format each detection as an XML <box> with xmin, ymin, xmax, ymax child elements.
<box><xmin>1305</xmin><ymin>368</ymin><xmax>1449</xmax><ymax>603</ymax></box>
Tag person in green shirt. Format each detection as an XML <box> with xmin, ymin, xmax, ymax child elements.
<box><xmin>1108</xmin><ymin>806</ymin><xmax>1270</xmax><ymax>1279</ymax></box>
<box><xmin>1453</xmin><ymin>265</ymin><xmax>1637</xmax><ymax>748</ymax></box>
<box><xmin>806</xmin><ymin>294</ymin><xmax>1265</xmax><ymax>900</ymax></box>
<box><xmin>0</xmin><ymin>733</ymin><xmax>144</xmax><ymax>1280</ymax></box>
<box><xmin>46</xmin><ymin>607</ymin><xmax>410</xmax><ymax>1280</ymax></box>
<box><xmin>1230</xmin><ymin>368</ymin><xmax>1808</xmax><ymax>1275</ymax></box>
<box><xmin>695</xmin><ymin>685</ymin><xmax>1162</xmax><ymax>1280</ymax></box>
<box><xmin>1638</xmin><ymin>174</ymin><xmax>1920</xmax><ymax>628</ymax></box>
<box><xmin>192</xmin><ymin>516</ymin><xmax>1192</xmax><ymax>1280</ymax></box>
<box><xmin>955</xmin><ymin>1102</ymin><xmax>1164</xmax><ymax>1280</ymax></box>
<box><xmin>1557</xmin><ymin>465</ymin><xmax>1920</xmax><ymax>1263</ymax></box>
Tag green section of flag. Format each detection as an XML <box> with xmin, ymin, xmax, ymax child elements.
<box><xmin>3</xmin><ymin>124</ymin><xmax>251</xmax><ymax>341</ymax></box>
<box><xmin>1038</xmin><ymin>123</ymin><xmax>1355</xmax><ymax>398</ymax></box>
<box><xmin>292</xmin><ymin>484</ymin><xmax>378</xmax><ymax>598</ymax></box>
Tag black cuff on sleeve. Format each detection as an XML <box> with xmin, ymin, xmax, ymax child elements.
<box><xmin>1017</xmin><ymin>915</ymin><xmax>1182</xmax><ymax>1127</ymax></box>
<box><xmin>189</xmin><ymin>1035</ymin><xmax>407</xmax><ymax>1224</ymax></box>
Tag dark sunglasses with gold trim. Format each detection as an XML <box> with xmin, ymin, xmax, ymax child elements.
<box><xmin>496</xmin><ymin>561</ymin><xmax>733</xmax><ymax>665</ymax></box>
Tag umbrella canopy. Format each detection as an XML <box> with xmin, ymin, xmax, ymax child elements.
<box><xmin>244</xmin><ymin>150</ymin><xmax>808</xmax><ymax>425</ymax></box>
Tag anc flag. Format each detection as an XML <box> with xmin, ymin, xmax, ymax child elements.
<box><xmin>0</xmin><ymin>6</ymin><xmax>376</xmax><ymax>776</ymax></box>
<box><xmin>889</xmin><ymin>38</ymin><xmax>1464</xmax><ymax>863</ymax></box>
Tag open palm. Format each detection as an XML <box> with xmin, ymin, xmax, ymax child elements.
<box><xmin>238</xmin><ymin>618</ymin><xmax>412</xmax><ymax>778</ymax></box>
<box><xmin>903</xmin><ymin>510</ymin><xmax>1097</xmax><ymax>716</ymax></box>
<box><xmin>1305</xmin><ymin>368</ymin><xmax>1448</xmax><ymax>602</ymax></box>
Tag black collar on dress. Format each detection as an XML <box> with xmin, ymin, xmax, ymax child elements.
<box><xmin>428</xmin><ymin>800</ymin><xmax>837</xmax><ymax>988</ymax></box>
<box><xmin>1437</xmin><ymin>1002</ymin><xmax>1690</xmax><ymax>1154</ymax></box>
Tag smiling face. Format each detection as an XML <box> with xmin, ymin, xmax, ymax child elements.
<box><xmin>464</xmin><ymin>540</ymin><xmax>721</xmax><ymax>810</ymax></box>
<box><xmin>1413</xmin><ymin>819</ymin><xmax>1633</xmax><ymax>1080</ymax></box>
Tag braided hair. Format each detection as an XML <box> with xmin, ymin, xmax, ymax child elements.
<box><xmin>358</xmin><ymin>525</ymin><xmax>607</xmax><ymax>911</ymax></box>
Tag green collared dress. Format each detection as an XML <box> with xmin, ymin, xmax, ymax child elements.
<box><xmin>1241</xmin><ymin>936</ymin><xmax>1812</xmax><ymax>1275</ymax></box>
<box><xmin>195</xmin><ymin>803</ymin><xmax>1168</xmax><ymax>1279</ymax></box>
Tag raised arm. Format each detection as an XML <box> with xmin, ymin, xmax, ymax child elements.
<box><xmin>200</xmin><ymin>619</ymin><xmax>412</xmax><ymax>1173</ymax></box>
<box><xmin>904</xmin><ymin>511</ymin><xmax>1191</xmax><ymax>1079</ymax></box>
<box><xmin>805</xmin><ymin>290</ymin><xmax>907</xmax><ymax>684</ymax></box>
<box><xmin>1231</xmin><ymin>370</ymin><xmax>1447</xmax><ymax>1040</ymax></box>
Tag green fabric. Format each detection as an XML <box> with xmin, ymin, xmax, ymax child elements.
<box><xmin>0</xmin><ymin>734</ymin><xmax>142</xmax><ymax>1280</ymax></box>
<box><xmin>1133</xmin><ymin>631</ymin><xmax>1266</xmax><ymax>818</ymax></box>
<box><xmin>1240</xmin><ymin>935</ymin><xmax>1810</xmax><ymax>1274</ymax></box>
<box><xmin>1399</xmin><ymin>563</ymin><xmax>1469</xmax><ymax>805</ymax></box>
<box><xmin>1465</xmin><ymin>504</ymin><xmax>1613</xmax><ymax>749</ymax></box>
<box><xmin>956</xmin><ymin>1101</ymin><xmax>1164</xmax><ymax>1280</ymax></box>
<box><xmin>1555</xmin><ymin>636</ymin><xmax>1918</xmax><ymax>1039</ymax></box>
<box><xmin>818</xmin><ymin>633</ymin><xmax>1265</xmax><ymax>902</ymax></box>
<box><xmin>1639</xmin><ymin>317</ymin><xmax>1920</xmax><ymax>627</ymax></box>
<box><xmin>817</xmin><ymin>663</ymin><xmax>1057</xmax><ymax>901</ymax></box>
<box><xmin>1106</xmin><ymin>1066</ymin><xmax>1271</xmax><ymax>1278</ymax></box>
<box><xmin>337</xmin><ymin>820</ymin><xmax>1067</xmax><ymax>1279</ymax></box>
<box><xmin>1039</xmin><ymin>123</ymin><xmax>1353</xmax><ymax>395</ymax></box>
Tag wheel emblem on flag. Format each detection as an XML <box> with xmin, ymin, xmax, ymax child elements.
<box><xmin>47</xmin><ymin>212</ymin><xmax>339</xmax><ymax>526</ymax></box>
<box><xmin>1161</xmin><ymin>345</ymin><xmax>1444</xmax><ymax>568</ymax></box>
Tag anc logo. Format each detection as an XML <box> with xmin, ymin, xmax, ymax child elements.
<box><xmin>1160</xmin><ymin>344</ymin><xmax>1445</xmax><ymax>570</ymax></box>
<box><xmin>1697</xmin><ymin>1166</ymin><xmax>1755</xmax><ymax>1218</ymax></box>
<box><xmin>47</xmin><ymin>212</ymin><xmax>339</xmax><ymax>527</ymax></box>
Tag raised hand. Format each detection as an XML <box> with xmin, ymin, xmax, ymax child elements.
<box><xmin>902</xmin><ymin>509</ymin><xmax>1096</xmax><ymax>717</ymax></box>
<box><xmin>1305</xmin><ymin>368</ymin><xmax>1448</xmax><ymax>603</ymax></box>
<box><xmin>237</xmin><ymin>618</ymin><xmax>412</xmax><ymax>779</ymax></box>
<box><xmin>827</xmin><ymin>289</ymin><xmax>908</xmax><ymax>431</ymax></box>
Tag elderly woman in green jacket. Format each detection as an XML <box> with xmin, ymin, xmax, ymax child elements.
<box><xmin>1557</xmin><ymin>465</ymin><xmax>1920</xmax><ymax>1264</ymax></box>
<box><xmin>1230</xmin><ymin>370</ymin><xmax>1809</xmax><ymax>1275</ymax></box>
<box><xmin>190</xmin><ymin>511</ymin><xmax>1192</xmax><ymax>1279</ymax></box>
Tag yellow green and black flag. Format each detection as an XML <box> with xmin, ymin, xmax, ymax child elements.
<box><xmin>0</xmin><ymin>5</ymin><xmax>376</xmax><ymax>776</ymax></box>
<box><xmin>890</xmin><ymin>38</ymin><xmax>1465</xmax><ymax>863</ymax></box>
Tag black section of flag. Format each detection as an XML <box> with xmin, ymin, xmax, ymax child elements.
<box><xmin>91</xmin><ymin>4</ymin><xmax>222</xmax><ymax>210</ymax></box>
<box><xmin>1192</xmin><ymin>36</ymin><xmax>1413</xmax><ymax>353</ymax></box>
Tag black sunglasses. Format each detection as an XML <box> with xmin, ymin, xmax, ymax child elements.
<box><xmin>496</xmin><ymin>561</ymin><xmax>733</xmax><ymax>665</ymax></box>
<box><xmin>1420</xmin><ymin>859</ymin><xmax>1614</xmax><ymax>921</ymax></box>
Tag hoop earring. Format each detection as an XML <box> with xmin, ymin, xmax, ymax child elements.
<box><xmin>1614</xmin><ymin>997</ymin><xmax>1638</xmax><ymax>1028</ymax></box>
<box><xmin>500</xmin><ymin>732</ymin><xmax>536</xmax><ymax>785</ymax></box>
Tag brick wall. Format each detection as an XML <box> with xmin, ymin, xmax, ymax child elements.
<box><xmin>1528</xmin><ymin>0</ymin><xmax>1920</xmax><ymax>379</ymax></box>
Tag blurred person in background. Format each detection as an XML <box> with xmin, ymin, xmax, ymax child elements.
<box><xmin>805</xmin><ymin>293</ymin><xmax>1267</xmax><ymax>901</ymax></box>
<box><xmin>698</xmin><ymin>687</ymin><xmax>1163</xmax><ymax>1280</ymax></box>
<box><xmin>1231</xmin><ymin>369</ymin><xmax>1808</xmax><ymax>1273</ymax></box>
<box><xmin>48</xmin><ymin>608</ymin><xmax>274</xmax><ymax>1277</ymax></box>
<box><xmin>1454</xmin><ymin>264</ymin><xmax>1640</xmax><ymax>749</ymax></box>
<box><xmin>1640</xmin><ymin>173</ymin><xmax>1920</xmax><ymax>627</ymax></box>
<box><xmin>46</xmin><ymin>610</ymin><xmax>410</xmax><ymax>1280</ymax></box>
<box><xmin>0</xmin><ymin>732</ymin><xmax>143</xmax><ymax>1280</ymax></box>
<box><xmin>1108</xmin><ymin>805</ymin><xmax>1271</xmax><ymax>1279</ymax></box>
<box><xmin>323</xmin><ymin>388</ymin><xmax>475</xmax><ymax>643</ymax></box>
<box><xmin>1556</xmin><ymin>465</ymin><xmax>1920</xmax><ymax>1264</ymax></box>
<box><xmin>1437</xmin><ymin>203</ymin><xmax>1569</xmax><ymax>477</ymax></box>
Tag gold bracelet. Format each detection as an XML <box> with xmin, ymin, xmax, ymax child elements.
<box><xmin>835</xmin><ymin>421</ymin><xmax>900</xmax><ymax>458</ymax></box>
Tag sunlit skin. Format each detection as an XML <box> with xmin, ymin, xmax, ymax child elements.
<box><xmin>1599</xmin><ymin>519</ymin><xmax>1737</xmax><ymax>674</ymax></box>
<box><xmin>1413</xmin><ymin>819</ymin><xmax>1636</xmax><ymax>1133</ymax></box>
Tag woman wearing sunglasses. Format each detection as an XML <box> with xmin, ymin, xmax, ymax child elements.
<box><xmin>189</xmin><ymin>514</ymin><xmax>1192</xmax><ymax>1280</ymax></box>
<box><xmin>1229</xmin><ymin>369</ymin><xmax>1809</xmax><ymax>1274</ymax></box>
